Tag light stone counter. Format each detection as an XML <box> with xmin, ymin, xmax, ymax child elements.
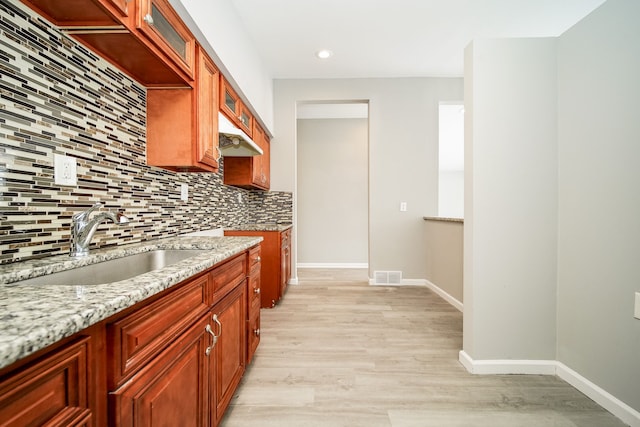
<box><xmin>226</xmin><ymin>223</ymin><xmax>292</xmax><ymax>232</ymax></box>
<box><xmin>0</xmin><ymin>235</ymin><xmax>262</xmax><ymax>370</ymax></box>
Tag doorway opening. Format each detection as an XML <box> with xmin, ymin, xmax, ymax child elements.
<box><xmin>295</xmin><ymin>101</ymin><xmax>370</xmax><ymax>270</ymax></box>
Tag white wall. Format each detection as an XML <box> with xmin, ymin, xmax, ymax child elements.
<box><xmin>557</xmin><ymin>0</ymin><xmax>640</xmax><ymax>411</ymax></box>
<box><xmin>273</xmin><ymin>78</ymin><xmax>463</xmax><ymax>280</ymax></box>
<box><xmin>171</xmin><ymin>0</ymin><xmax>274</xmax><ymax>132</ymax></box>
<box><xmin>297</xmin><ymin>118</ymin><xmax>368</xmax><ymax>266</ymax></box>
<box><xmin>463</xmin><ymin>38</ymin><xmax>559</xmax><ymax>360</ymax></box>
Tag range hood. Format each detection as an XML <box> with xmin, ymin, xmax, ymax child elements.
<box><xmin>218</xmin><ymin>113</ymin><xmax>263</xmax><ymax>157</ymax></box>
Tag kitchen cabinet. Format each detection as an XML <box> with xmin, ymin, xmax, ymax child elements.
<box><xmin>20</xmin><ymin>0</ymin><xmax>195</xmax><ymax>86</ymax></box>
<box><xmin>110</xmin><ymin>284</ymin><xmax>245</xmax><ymax>427</ymax></box>
<box><xmin>223</xmin><ymin>122</ymin><xmax>270</xmax><ymax>190</ymax></box>
<box><xmin>0</xmin><ymin>325</ymin><xmax>106</xmax><ymax>426</ymax></box>
<box><xmin>109</xmin><ymin>313</ymin><xmax>209</xmax><ymax>426</ymax></box>
<box><xmin>220</xmin><ymin>77</ymin><xmax>253</xmax><ymax>137</ymax></box>
<box><xmin>225</xmin><ymin>229</ymin><xmax>291</xmax><ymax>308</ymax></box>
<box><xmin>147</xmin><ymin>45</ymin><xmax>220</xmax><ymax>172</ymax></box>
<box><xmin>0</xmin><ymin>240</ymin><xmax>260</xmax><ymax>426</ymax></box>
<box><xmin>108</xmin><ymin>252</ymin><xmax>249</xmax><ymax>427</ymax></box>
<box><xmin>136</xmin><ymin>0</ymin><xmax>196</xmax><ymax>80</ymax></box>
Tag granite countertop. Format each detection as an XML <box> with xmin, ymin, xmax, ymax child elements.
<box><xmin>0</xmin><ymin>235</ymin><xmax>262</xmax><ymax>370</ymax></box>
<box><xmin>423</xmin><ymin>216</ymin><xmax>464</xmax><ymax>223</ymax></box>
<box><xmin>227</xmin><ymin>223</ymin><xmax>293</xmax><ymax>232</ymax></box>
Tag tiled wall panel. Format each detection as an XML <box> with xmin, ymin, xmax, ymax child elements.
<box><xmin>0</xmin><ymin>2</ymin><xmax>291</xmax><ymax>264</ymax></box>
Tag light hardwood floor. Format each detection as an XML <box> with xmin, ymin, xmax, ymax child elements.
<box><xmin>220</xmin><ymin>269</ymin><xmax>627</xmax><ymax>427</ymax></box>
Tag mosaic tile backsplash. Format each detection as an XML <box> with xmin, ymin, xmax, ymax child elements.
<box><xmin>0</xmin><ymin>1</ymin><xmax>291</xmax><ymax>264</ymax></box>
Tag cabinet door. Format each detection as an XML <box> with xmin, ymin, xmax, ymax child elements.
<box><xmin>211</xmin><ymin>283</ymin><xmax>246</xmax><ymax>425</ymax></box>
<box><xmin>0</xmin><ymin>337</ymin><xmax>93</xmax><ymax>427</ymax></box>
<box><xmin>250</xmin><ymin>125</ymin><xmax>265</xmax><ymax>185</ymax></box>
<box><xmin>110</xmin><ymin>314</ymin><xmax>210</xmax><ymax>427</ymax></box>
<box><xmin>137</xmin><ymin>0</ymin><xmax>195</xmax><ymax>79</ymax></box>
<box><xmin>220</xmin><ymin>78</ymin><xmax>253</xmax><ymax>137</ymax></box>
<box><xmin>196</xmin><ymin>48</ymin><xmax>220</xmax><ymax>169</ymax></box>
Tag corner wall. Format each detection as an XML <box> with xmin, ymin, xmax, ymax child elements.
<box><xmin>463</xmin><ymin>38</ymin><xmax>559</xmax><ymax>360</ymax></box>
<box><xmin>557</xmin><ymin>0</ymin><xmax>640</xmax><ymax>412</ymax></box>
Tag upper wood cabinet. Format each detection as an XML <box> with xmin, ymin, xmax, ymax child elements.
<box><xmin>136</xmin><ymin>0</ymin><xmax>196</xmax><ymax>80</ymax></box>
<box><xmin>220</xmin><ymin>77</ymin><xmax>253</xmax><ymax>137</ymax></box>
<box><xmin>147</xmin><ymin>45</ymin><xmax>220</xmax><ymax>172</ymax></box>
<box><xmin>20</xmin><ymin>0</ymin><xmax>195</xmax><ymax>86</ymax></box>
<box><xmin>21</xmin><ymin>0</ymin><xmax>130</xmax><ymax>27</ymax></box>
<box><xmin>223</xmin><ymin>122</ymin><xmax>270</xmax><ymax>190</ymax></box>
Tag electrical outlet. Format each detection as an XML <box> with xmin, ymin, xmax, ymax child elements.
<box><xmin>180</xmin><ymin>183</ymin><xmax>188</xmax><ymax>201</ymax></box>
<box><xmin>54</xmin><ymin>154</ymin><xmax>77</xmax><ymax>186</ymax></box>
<box><xmin>634</xmin><ymin>292</ymin><xmax>640</xmax><ymax>320</ymax></box>
<box><xmin>400</xmin><ymin>202</ymin><xmax>407</xmax><ymax>212</ymax></box>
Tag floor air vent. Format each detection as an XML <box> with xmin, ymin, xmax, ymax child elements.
<box><xmin>373</xmin><ymin>270</ymin><xmax>403</xmax><ymax>285</ymax></box>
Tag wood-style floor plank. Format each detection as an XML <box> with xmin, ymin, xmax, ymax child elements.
<box><xmin>220</xmin><ymin>269</ymin><xmax>626</xmax><ymax>427</ymax></box>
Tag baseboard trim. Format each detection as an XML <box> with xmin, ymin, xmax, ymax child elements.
<box><xmin>556</xmin><ymin>362</ymin><xmax>640</xmax><ymax>427</ymax></box>
<box><xmin>458</xmin><ymin>351</ymin><xmax>640</xmax><ymax>427</ymax></box>
<box><xmin>297</xmin><ymin>263</ymin><xmax>368</xmax><ymax>269</ymax></box>
<box><xmin>425</xmin><ymin>279</ymin><xmax>463</xmax><ymax>312</ymax></box>
<box><xmin>458</xmin><ymin>350</ymin><xmax>556</xmax><ymax>375</ymax></box>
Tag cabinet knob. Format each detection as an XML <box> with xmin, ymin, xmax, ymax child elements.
<box><xmin>254</xmin><ymin>288</ymin><xmax>260</xmax><ymax>294</ymax></box>
<box><xmin>254</xmin><ymin>328</ymin><xmax>260</xmax><ymax>336</ymax></box>
<box><xmin>255</xmin><ymin>256</ymin><xmax>261</xmax><ymax>262</ymax></box>
<box><xmin>143</xmin><ymin>14</ymin><xmax>154</xmax><ymax>25</ymax></box>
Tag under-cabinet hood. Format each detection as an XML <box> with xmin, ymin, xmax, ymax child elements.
<box><xmin>218</xmin><ymin>113</ymin><xmax>263</xmax><ymax>157</ymax></box>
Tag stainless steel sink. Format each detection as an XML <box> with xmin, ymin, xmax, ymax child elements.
<box><xmin>13</xmin><ymin>249</ymin><xmax>209</xmax><ymax>286</ymax></box>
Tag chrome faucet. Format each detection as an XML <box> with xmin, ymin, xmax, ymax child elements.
<box><xmin>70</xmin><ymin>202</ymin><xmax>129</xmax><ymax>257</ymax></box>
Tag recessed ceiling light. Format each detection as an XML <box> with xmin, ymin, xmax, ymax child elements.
<box><xmin>315</xmin><ymin>49</ymin><xmax>333</xmax><ymax>59</ymax></box>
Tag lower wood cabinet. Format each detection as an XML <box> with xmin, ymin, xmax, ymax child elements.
<box><xmin>0</xmin><ymin>244</ymin><xmax>260</xmax><ymax>427</ymax></box>
<box><xmin>0</xmin><ymin>325</ymin><xmax>106</xmax><ymax>426</ymax></box>
<box><xmin>110</xmin><ymin>283</ymin><xmax>246</xmax><ymax>427</ymax></box>
<box><xmin>225</xmin><ymin>228</ymin><xmax>291</xmax><ymax>308</ymax></box>
<box><xmin>109</xmin><ymin>313</ymin><xmax>209</xmax><ymax>426</ymax></box>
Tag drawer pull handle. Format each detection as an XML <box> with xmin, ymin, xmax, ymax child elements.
<box><xmin>205</xmin><ymin>324</ymin><xmax>217</xmax><ymax>356</ymax></box>
<box><xmin>213</xmin><ymin>314</ymin><xmax>222</xmax><ymax>337</ymax></box>
<box><xmin>254</xmin><ymin>328</ymin><xmax>260</xmax><ymax>337</ymax></box>
<box><xmin>254</xmin><ymin>288</ymin><xmax>261</xmax><ymax>294</ymax></box>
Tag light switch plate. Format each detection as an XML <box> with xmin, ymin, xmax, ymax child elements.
<box><xmin>54</xmin><ymin>154</ymin><xmax>77</xmax><ymax>186</ymax></box>
<box><xmin>180</xmin><ymin>183</ymin><xmax>188</xmax><ymax>201</ymax></box>
<box><xmin>634</xmin><ymin>292</ymin><xmax>640</xmax><ymax>320</ymax></box>
<box><xmin>400</xmin><ymin>202</ymin><xmax>407</xmax><ymax>212</ymax></box>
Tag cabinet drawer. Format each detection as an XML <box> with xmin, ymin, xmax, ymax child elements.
<box><xmin>107</xmin><ymin>274</ymin><xmax>209</xmax><ymax>388</ymax></box>
<box><xmin>0</xmin><ymin>337</ymin><xmax>92</xmax><ymax>427</ymax></box>
<box><xmin>248</xmin><ymin>245</ymin><xmax>261</xmax><ymax>268</ymax></box>
<box><xmin>209</xmin><ymin>253</ymin><xmax>246</xmax><ymax>301</ymax></box>
<box><xmin>248</xmin><ymin>270</ymin><xmax>261</xmax><ymax>308</ymax></box>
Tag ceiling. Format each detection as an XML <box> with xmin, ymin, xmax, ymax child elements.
<box><xmin>228</xmin><ymin>0</ymin><xmax>606</xmax><ymax>79</ymax></box>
